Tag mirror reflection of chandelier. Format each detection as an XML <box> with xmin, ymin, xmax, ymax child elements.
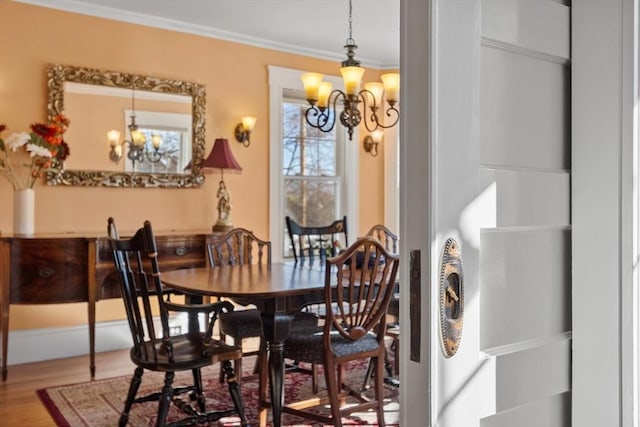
<box><xmin>301</xmin><ymin>0</ymin><xmax>400</xmax><ymax>141</ymax></box>
<box><xmin>107</xmin><ymin>88</ymin><xmax>164</xmax><ymax>167</ymax></box>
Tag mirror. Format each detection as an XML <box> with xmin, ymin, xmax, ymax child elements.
<box><xmin>46</xmin><ymin>64</ymin><xmax>207</xmax><ymax>188</ymax></box>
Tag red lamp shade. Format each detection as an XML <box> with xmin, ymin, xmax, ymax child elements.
<box><xmin>201</xmin><ymin>138</ymin><xmax>242</xmax><ymax>172</ymax></box>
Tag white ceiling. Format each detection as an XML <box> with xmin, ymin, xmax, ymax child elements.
<box><xmin>18</xmin><ymin>0</ymin><xmax>400</xmax><ymax>69</ymax></box>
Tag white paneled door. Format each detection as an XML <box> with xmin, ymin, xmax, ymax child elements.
<box><xmin>401</xmin><ymin>1</ymin><xmax>572</xmax><ymax>425</ymax></box>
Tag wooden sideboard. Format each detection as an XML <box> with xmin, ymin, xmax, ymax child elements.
<box><xmin>0</xmin><ymin>230</ymin><xmax>216</xmax><ymax>381</ymax></box>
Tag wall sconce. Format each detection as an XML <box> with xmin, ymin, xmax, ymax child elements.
<box><xmin>363</xmin><ymin>129</ymin><xmax>384</xmax><ymax>157</ymax></box>
<box><xmin>234</xmin><ymin>116</ymin><xmax>257</xmax><ymax>147</ymax></box>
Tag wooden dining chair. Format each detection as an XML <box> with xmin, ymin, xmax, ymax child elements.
<box><xmin>286</xmin><ymin>215</ymin><xmax>349</xmax><ymax>320</ymax></box>
<box><xmin>263</xmin><ymin>236</ymin><xmax>399</xmax><ymax>427</ymax></box>
<box><xmin>207</xmin><ymin>228</ymin><xmax>319</xmax><ymax>384</ymax></box>
<box><xmin>285</xmin><ymin>215</ymin><xmax>349</xmax><ymax>265</ymax></box>
<box><xmin>284</xmin><ymin>215</ymin><xmax>349</xmax><ymax>392</ymax></box>
<box><xmin>107</xmin><ymin>218</ymin><xmax>248</xmax><ymax>427</ymax></box>
<box><xmin>363</xmin><ymin>224</ymin><xmax>400</xmax><ymax>389</ymax></box>
<box><xmin>366</xmin><ymin>224</ymin><xmax>399</xmax><ymax>253</ymax></box>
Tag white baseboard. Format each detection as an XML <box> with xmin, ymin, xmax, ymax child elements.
<box><xmin>6</xmin><ymin>320</ymin><xmax>133</xmax><ymax>365</ymax></box>
<box><xmin>5</xmin><ymin>314</ymin><xmax>193</xmax><ymax>366</ymax></box>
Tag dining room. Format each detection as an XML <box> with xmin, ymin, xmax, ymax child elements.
<box><xmin>0</xmin><ymin>0</ymin><xmax>397</xmax><ymax>362</ymax></box>
<box><xmin>0</xmin><ymin>0</ymin><xmax>401</xmax><ymax>425</ymax></box>
<box><xmin>3</xmin><ymin>0</ymin><xmax>634</xmax><ymax>426</ymax></box>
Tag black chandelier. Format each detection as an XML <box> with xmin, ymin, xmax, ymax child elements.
<box><xmin>301</xmin><ymin>0</ymin><xmax>399</xmax><ymax>141</ymax></box>
<box><xmin>107</xmin><ymin>89</ymin><xmax>165</xmax><ymax>167</ymax></box>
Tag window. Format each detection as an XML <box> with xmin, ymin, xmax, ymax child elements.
<box><xmin>282</xmin><ymin>96</ymin><xmax>342</xmax><ymax>257</ymax></box>
<box><xmin>269</xmin><ymin>66</ymin><xmax>359</xmax><ymax>262</ymax></box>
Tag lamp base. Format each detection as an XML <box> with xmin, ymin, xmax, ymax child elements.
<box><xmin>212</xmin><ymin>223</ymin><xmax>233</xmax><ymax>233</ymax></box>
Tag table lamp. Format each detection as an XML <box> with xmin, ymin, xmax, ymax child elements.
<box><xmin>201</xmin><ymin>138</ymin><xmax>242</xmax><ymax>232</ymax></box>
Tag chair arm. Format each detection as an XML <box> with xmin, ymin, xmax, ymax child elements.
<box><xmin>164</xmin><ymin>300</ymin><xmax>234</xmax><ymax>316</ymax></box>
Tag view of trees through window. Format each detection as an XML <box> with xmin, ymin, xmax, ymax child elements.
<box><xmin>282</xmin><ymin>98</ymin><xmax>341</xmax><ymax>257</ymax></box>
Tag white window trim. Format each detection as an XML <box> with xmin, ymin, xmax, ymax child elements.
<box><xmin>383</xmin><ymin>122</ymin><xmax>400</xmax><ymax>234</ymax></box>
<box><xmin>269</xmin><ymin>65</ymin><xmax>359</xmax><ymax>262</ymax></box>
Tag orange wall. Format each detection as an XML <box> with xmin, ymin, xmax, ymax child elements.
<box><xmin>0</xmin><ymin>2</ymin><xmax>387</xmax><ymax>330</ymax></box>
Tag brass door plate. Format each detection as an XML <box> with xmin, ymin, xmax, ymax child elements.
<box><xmin>439</xmin><ymin>238</ymin><xmax>464</xmax><ymax>358</ymax></box>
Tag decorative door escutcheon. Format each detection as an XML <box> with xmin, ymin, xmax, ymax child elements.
<box><xmin>439</xmin><ymin>237</ymin><xmax>464</xmax><ymax>357</ymax></box>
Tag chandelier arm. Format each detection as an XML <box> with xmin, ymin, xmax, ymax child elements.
<box><xmin>304</xmin><ymin>106</ymin><xmax>334</xmax><ymax>133</ymax></box>
<box><xmin>315</xmin><ymin>107</ymin><xmax>333</xmax><ymax>131</ymax></box>
<box><xmin>358</xmin><ymin>90</ymin><xmax>380</xmax><ymax>133</ymax></box>
<box><xmin>304</xmin><ymin>90</ymin><xmax>348</xmax><ymax>134</ymax></box>
<box><xmin>375</xmin><ymin>106</ymin><xmax>400</xmax><ymax>129</ymax></box>
<box><xmin>320</xmin><ymin>90</ymin><xmax>347</xmax><ymax>132</ymax></box>
<box><xmin>146</xmin><ymin>148</ymin><xmax>163</xmax><ymax>163</ymax></box>
<box><xmin>363</xmin><ymin>116</ymin><xmax>380</xmax><ymax>133</ymax></box>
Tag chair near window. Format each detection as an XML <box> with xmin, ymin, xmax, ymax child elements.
<box><xmin>366</xmin><ymin>224</ymin><xmax>399</xmax><ymax>254</ymax></box>
<box><xmin>285</xmin><ymin>215</ymin><xmax>349</xmax><ymax>265</ymax></box>
<box><xmin>264</xmin><ymin>236</ymin><xmax>400</xmax><ymax>427</ymax></box>
<box><xmin>107</xmin><ymin>218</ymin><xmax>248</xmax><ymax>427</ymax></box>
<box><xmin>285</xmin><ymin>215</ymin><xmax>349</xmax><ymax>392</ymax></box>
<box><xmin>207</xmin><ymin>228</ymin><xmax>319</xmax><ymax>385</ymax></box>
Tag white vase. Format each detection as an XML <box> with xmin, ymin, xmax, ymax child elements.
<box><xmin>13</xmin><ymin>189</ymin><xmax>35</xmax><ymax>236</ymax></box>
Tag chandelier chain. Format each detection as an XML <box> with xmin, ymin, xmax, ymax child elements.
<box><xmin>346</xmin><ymin>0</ymin><xmax>354</xmax><ymax>45</ymax></box>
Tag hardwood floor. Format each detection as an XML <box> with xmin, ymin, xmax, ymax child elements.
<box><xmin>0</xmin><ymin>349</ymin><xmax>134</xmax><ymax>426</ymax></box>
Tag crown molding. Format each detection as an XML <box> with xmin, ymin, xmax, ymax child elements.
<box><xmin>16</xmin><ymin>0</ymin><xmax>395</xmax><ymax>69</ymax></box>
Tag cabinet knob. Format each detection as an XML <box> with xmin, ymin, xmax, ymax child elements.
<box><xmin>175</xmin><ymin>247</ymin><xmax>187</xmax><ymax>256</ymax></box>
<box><xmin>38</xmin><ymin>267</ymin><xmax>55</xmax><ymax>279</ymax></box>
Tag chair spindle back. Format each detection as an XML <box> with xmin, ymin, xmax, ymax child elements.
<box><xmin>206</xmin><ymin>227</ymin><xmax>271</xmax><ymax>267</ymax></box>
<box><xmin>285</xmin><ymin>215</ymin><xmax>348</xmax><ymax>265</ymax></box>
<box><xmin>108</xmin><ymin>218</ymin><xmax>171</xmax><ymax>362</ymax></box>
<box><xmin>324</xmin><ymin>236</ymin><xmax>400</xmax><ymax>342</ymax></box>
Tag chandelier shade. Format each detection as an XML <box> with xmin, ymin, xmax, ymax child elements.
<box><xmin>107</xmin><ymin>88</ymin><xmax>165</xmax><ymax>166</ymax></box>
<box><xmin>301</xmin><ymin>0</ymin><xmax>400</xmax><ymax>141</ymax></box>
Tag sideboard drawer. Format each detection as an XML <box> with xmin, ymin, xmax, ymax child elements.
<box><xmin>155</xmin><ymin>235</ymin><xmax>207</xmax><ymax>269</ymax></box>
<box><xmin>9</xmin><ymin>238</ymin><xmax>89</xmax><ymax>303</ymax></box>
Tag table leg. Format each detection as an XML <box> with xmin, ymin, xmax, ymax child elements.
<box><xmin>87</xmin><ymin>239</ymin><xmax>97</xmax><ymax>378</ymax></box>
<box><xmin>1</xmin><ymin>239</ymin><xmax>10</xmax><ymax>381</ymax></box>
<box><xmin>1</xmin><ymin>301</ymin><xmax>7</xmax><ymax>382</ymax></box>
<box><xmin>260</xmin><ymin>312</ymin><xmax>293</xmax><ymax>427</ymax></box>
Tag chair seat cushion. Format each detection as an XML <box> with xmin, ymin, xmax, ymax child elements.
<box><xmin>219</xmin><ymin>309</ymin><xmax>319</xmax><ymax>339</ymax></box>
<box><xmin>284</xmin><ymin>330</ymin><xmax>380</xmax><ymax>364</ymax></box>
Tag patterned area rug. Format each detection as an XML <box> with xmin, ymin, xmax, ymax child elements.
<box><xmin>37</xmin><ymin>357</ymin><xmax>399</xmax><ymax>426</ymax></box>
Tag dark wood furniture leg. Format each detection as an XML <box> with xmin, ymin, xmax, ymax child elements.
<box><xmin>260</xmin><ymin>311</ymin><xmax>294</xmax><ymax>427</ymax></box>
<box><xmin>87</xmin><ymin>239</ymin><xmax>97</xmax><ymax>377</ymax></box>
<box><xmin>1</xmin><ymin>239</ymin><xmax>10</xmax><ymax>381</ymax></box>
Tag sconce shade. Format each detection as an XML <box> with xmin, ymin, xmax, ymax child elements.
<box><xmin>201</xmin><ymin>138</ymin><xmax>242</xmax><ymax>172</ymax></box>
<box><xmin>241</xmin><ymin>116</ymin><xmax>257</xmax><ymax>132</ymax></box>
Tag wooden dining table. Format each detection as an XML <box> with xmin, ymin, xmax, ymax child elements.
<box><xmin>160</xmin><ymin>262</ymin><xmax>328</xmax><ymax>427</ymax></box>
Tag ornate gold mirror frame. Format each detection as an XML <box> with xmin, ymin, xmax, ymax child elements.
<box><xmin>46</xmin><ymin>64</ymin><xmax>206</xmax><ymax>188</ymax></box>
